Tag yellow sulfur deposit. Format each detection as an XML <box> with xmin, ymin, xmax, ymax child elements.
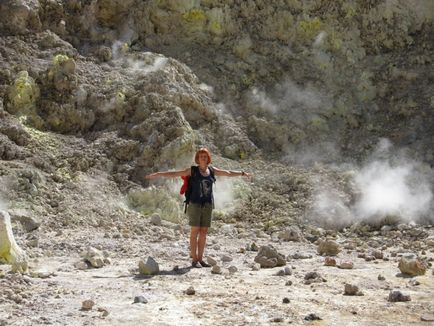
<box><xmin>0</xmin><ymin>211</ymin><xmax>28</xmax><ymax>273</ymax></box>
<box><xmin>7</xmin><ymin>71</ymin><xmax>40</xmax><ymax>115</ymax></box>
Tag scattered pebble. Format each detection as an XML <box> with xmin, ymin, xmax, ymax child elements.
<box><xmin>211</xmin><ymin>265</ymin><xmax>222</xmax><ymax>274</ymax></box>
<box><xmin>388</xmin><ymin>290</ymin><xmax>411</xmax><ymax>302</ymax></box>
<box><xmin>185</xmin><ymin>286</ymin><xmax>195</xmax><ymax>295</ymax></box>
<box><xmin>81</xmin><ymin>300</ymin><xmax>95</xmax><ymax>311</ymax></box>
<box><xmin>270</xmin><ymin>316</ymin><xmax>284</xmax><ymax>323</ymax></box>
<box><xmin>252</xmin><ymin>263</ymin><xmax>261</xmax><ymax>271</ymax></box>
<box><xmin>206</xmin><ymin>256</ymin><xmax>217</xmax><ymax>266</ymax></box>
<box><xmin>304</xmin><ymin>313</ymin><xmax>322</xmax><ymax>321</ymax></box>
<box><xmin>421</xmin><ymin>314</ymin><xmax>434</xmax><ymax>322</ymax></box>
<box><xmin>339</xmin><ymin>261</ymin><xmax>354</xmax><ymax>269</ymax></box>
<box><xmin>133</xmin><ymin>296</ymin><xmax>148</xmax><ymax>304</ymax></box>
<box><xmin>344</xmin><ymin>283</ymin><xmax>363</xmax><ymax>296</ymax></box>
<box><xmin>228</xmin><ymin>266</ymin><xmax>238</xmax><ymax>274</ymax></box>
<box><xmin>282</xmin><ymin>297</ymin><xmax>290</xmax><ymax>304</ymax></box>
<box><xmin>324</xmin><ymin>257</ymin><xmax>336</xmax><ymax>267</ymax></box>
<box><xmin>378</xmin><ymin>274</ymin><xmax>385</xmax><ymax>281</ymax></box>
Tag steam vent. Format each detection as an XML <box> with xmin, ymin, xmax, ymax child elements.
<box><xmin>0</xmin><ymin>0</ymin><xmax>433</xmax><ymax>324</ymax></box>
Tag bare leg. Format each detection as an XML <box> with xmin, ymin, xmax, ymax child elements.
<box><xmin>197</xmin><ymin>227</ymin><xmax>208</xmax><ymax>261</ymax></box>
<box><xmin>190</xmin><ymin>227</ymin><xmax>200</xmax><ymax>261</ymax></box>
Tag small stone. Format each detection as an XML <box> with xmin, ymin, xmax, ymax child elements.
<box><xmin>378</xmin><ymin>274</ymin><xmax>385</xmax><ymax>281</ymax></box>
<box><xmin>211</xmin><ymin>265</ymin><xmax>222</xmax><ymax>274</ymax></box>
<box><xmin>365</xmin><ymin>256</ymin><xmax>375</xmax><ymax>262</ymax></box>
<box><xmin>206</xmin><ymin>256</ymin><xmax>217</xmax><ymax>266</ymax></box>
<box><xmin>305</xmin><ymin>313</ymin><xmax>322</xmax><ymax>321</ymax></box>
<box><xmin>252</xmin><ymin>263</ymin><xmax>261</xmax><ymax>271</ymax></box>
<box><xmin>97</xmin><ymin>307</ymin><xmax>109</xmax><ymax>317</ymax></box>
<box><xmin>250</xmin><ymin>242</ymin><xmax>259</xmax><ymax>251</ymax></box>
<box><xmin>409</xmin><ymin>279</ymin><xmax>420</xmax><ymax>286</ymax></box>
<box><xmin>274</xmin><ymin>269</ymin><xmax>285</xmax><ymax>276</ymax></box>
<box><xmin>388</xmin><ymin>290</ymin><xmax>411</xmax><ymax>302</ymax></box>
<box><xmin>339</xmin><ymin>261</ymin><xmax>354</xmax><ymax>269</ymax></box>
<box><xmin>81</xmin><ymin>300</ymin><xmax>95</xmax><ymax>311</ymax></box>
<box><xmin>270</xmin><ymin>316</ymin><xmax>284</xmax><ymax>323</ymax></box>
<box><xmin>185</xmin><ymin>286</ymin><xmax>195</xmax><ymax>295</ymax></box>
<box><xmin>285</xmin><ymin>280</ymin><xmax>293</xmax><ymax>286</ymax></box>
<box><xmin>228</xmin><ymin>266</ymin><xmax>238</xmax><ymax>274</ymax></box>
<box><xmin>324</xmin><ymin>257</ymin><xmax>336</xmax><ymax>266</ymax></box>
<box><xmin>150</xmin><ymin>214</ymin><xmax>161</xmax><ymax>226</ymax></box>
<box><xmin>282</xmin><ymin>297</ymin><xmax>290</xmax><ymax>304</ymax></box>
<box><xmin>344</xmin><ymin>283</ymin><xmax>361</xmax><ymax>296</ymax></box>
<box><xmin>74</xmin><ymin>261</ymin><xmax>88</xmax><ymax>270</ymax></box>
<box><xmin>421</xmin><ymin>314</ymin><xmax>434</xmax><ymax>322</ymax></box>
<box><xmin>304</xmin><ymin>272</ymin><xmax>326</xmax><ymax>284</ymax></box>
<box><xmin>284</xmin><ymin>266</ymin><xmax>292</xmax><ymax>275</ymax></box>
<box><xmin>133</xmin><ymin>296</ymin><xmax>148</xmax><ymax>304</ymax></box>
<box><xmin>371</xmin><ymin>250</ymin><xmax>384</xmax><ymax>259</ymax></box>
<box><xmin>221</xmin><ymin>255</ymin><xmax>233</xmax><ymax>262</ymax></box>
<box><xmin>288</xmin><ymin>252</ymin><xmax>312</xmax><ymax>260</ymax></box>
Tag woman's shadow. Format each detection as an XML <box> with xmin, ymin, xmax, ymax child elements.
<box><xmin>133</xmin><ymin>264</ymin><xmax>193</xmax><ymax>280</ymax></box>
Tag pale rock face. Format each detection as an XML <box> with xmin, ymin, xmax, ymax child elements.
<box><xmin>0</xmin><ymin>211</ymin><xmax>28</xmax><ymax>273</ymax></box>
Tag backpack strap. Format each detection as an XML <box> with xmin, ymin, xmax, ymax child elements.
<box><xmin>208</xmin><ymin>165</ymin><xmax>216</xmax><ymax>209</ymax></box>
<box><xmin>184</xmin><ymin>166</ymin><xmax>198</xmax><ymax>214</ymax></box>
<box><xmin>208</xmin><ymin>165</ymin><xmax>216</xmax><ymax>183</ymax></box>
<box><xmin>191</xmin><ymin>165</ymin><xmax>199</xmax><ymax>177</ymax></box>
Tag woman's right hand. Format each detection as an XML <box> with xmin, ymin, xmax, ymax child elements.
<box><xmin>144</xmin><ymin>172</ymin><xmax>158</xmax><ymax>180</ymax></box>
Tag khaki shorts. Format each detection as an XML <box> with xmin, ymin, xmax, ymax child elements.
<box><xmin>187</xmin><ymin>203</ymin><xmax>213</xmax><ymax>227</ymax></box>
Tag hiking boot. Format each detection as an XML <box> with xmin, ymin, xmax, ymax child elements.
<box><xmin>199</xmin><ymin>260</ymin><xmax>211</xmax><ymax>268</ymax></box>
<box><xmin>191</xmin><ymin>261</ymin><xmax>202</xmax><ymax>268</ymax></box>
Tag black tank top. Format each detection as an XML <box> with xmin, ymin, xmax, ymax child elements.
<box><xmin>190</xmin><ymin>167</ymin><xmax>214</xmax><ymax>205</ymax></box>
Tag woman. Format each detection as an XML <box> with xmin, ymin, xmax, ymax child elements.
<box><xmin>144</xmin><ymin>148</ymin><xmax>252</xmax><ymax>268</ymax></box>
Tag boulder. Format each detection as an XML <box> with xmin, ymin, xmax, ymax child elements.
<box><xmin>0</xmin><ymin>211</ymin><xmax>28</xmax><ymax>272</ymax></box>
<box><xmin>398</xmin><ymin>254</ymin><xmax>427</xmax><ymax>276</ymax></box>
<box><xmin>81</xmin><ymin>247</ymin><xmax>109</xmax><ymax>268</ymax></box>
<box><xmin>317</xmin><ymin>240</ymin><xmax>341</xmax><ymax>256</ymax></box>
<box><xmin>138</xmin><ymin>256</ymin><xmax>159</xmax><ymax>275</ymax></box>
<box><xmin>254</xmin><ymin>245</ymin><xmax>286</xmax><ymax>268</ymax></box>
<box><xmin>388</xmin><ymin>290</ymin><xmax>411</xmax><ymax>302</ymax></box>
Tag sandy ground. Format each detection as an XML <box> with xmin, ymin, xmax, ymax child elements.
<box><xmin>1</xmin><ymin>226</ymin><xmax>433</xmax><ymax>326</ymax></box>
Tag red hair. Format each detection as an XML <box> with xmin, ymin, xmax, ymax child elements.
<box><xmin>195</xmin><ymin>148</ymin><xmax>212</xmax><ymax>164</ymax></box>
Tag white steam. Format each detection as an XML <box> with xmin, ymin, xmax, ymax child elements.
<box><xmin>353</xmin><ymin>160</ymin><xmax>432</xmax><ymax>223</ymax></box>
<box><xmin>112</xmin><ymin>40</ymin><xmax>168</xmax><ymax>74</ymax></box>
<box><xmin>308</xmin><ymin>139</ymin><xmax>434</xmax><ymax>227</ymax></box>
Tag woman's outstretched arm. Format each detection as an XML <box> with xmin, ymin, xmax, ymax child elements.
<box><xmin>144</xmin><ymin>167</ymin><xmax>191</xmax><ymax>180</ymax></box>
<box><xmin>212</xmin><ymin>167</ymin><xmax>253</xmax><ymax>178</ymax></box>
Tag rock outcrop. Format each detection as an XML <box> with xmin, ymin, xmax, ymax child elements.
<box><xmin>0</xmin><ymin>211</ymin><xmax>28</xmax><ymax>273</ymax></box>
